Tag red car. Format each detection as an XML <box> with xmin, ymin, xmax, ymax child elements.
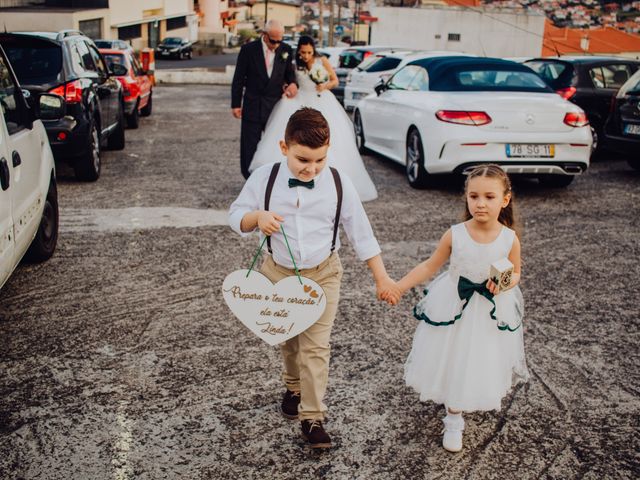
<box><xmin>100</xmin><ymin>48</ymin><xmax>153</xmax><ymax>128</ymax></box>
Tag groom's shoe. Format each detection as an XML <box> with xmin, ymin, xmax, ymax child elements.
<box><xmin>301</xmin><ymin>419</ymin><xmax>332</xmax><ymax>449</ymax></box>
<box><xmin>281</xmin><ymin>389</ymin><xmax>300</xmax><ymax>419</ymax></box>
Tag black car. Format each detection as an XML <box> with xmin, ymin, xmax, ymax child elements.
<box><xmin>604</xmin><ymin>70</ymin><xmax>640</xmax><ymax>170</ymax></box>
<box><xmin>0</xmin><ymin>30</ymin><xmax>126</xmax><ymax>181</ymax></box>
<box><xmin>332</xmin><ymin>46</ymin><xmax>392</xmax><ymax>105</ymax></box>
<box><xmin>525</xmin><ymin>56</ymin><xmax>640</xmax><ymax>153</ymax></box>
<box><xmin>155</xmin><ymin>37</ymin><xmax>192</xmax><ymax>60</ymax></box>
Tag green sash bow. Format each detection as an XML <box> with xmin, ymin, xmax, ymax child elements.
<box><xmin>412</xmin><ymin>275</ymin><xmax>520</xmax><ymax>332</ymax></box>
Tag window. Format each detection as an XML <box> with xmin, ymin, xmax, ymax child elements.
<box><xmin>409</xmin><ymin>68</ymin><xmax>429</xmax><ymax>91</ymax></box>
<box><xmin>130</xmin><ymin>53</ymin><xmax>145</xmax><ymax>76</ymax></box>
<box><xmin>79</xmin><ymin>18</ymin><xmax>102</xmax><ymax>40</ymax></box>
<box><xmin>364</xmin><ymin>57</ymin><xmax>402</xmax><ymax>73</ymax></box>
<box><xmin>87</xmin><ymin>44</ymin><xmax>108</xmax><ymax>77</ymax></box>
<box><xmin>166</xmin><ymin>16</ymin><xmax>187</xmax><ymax>31</ymax></box>
<box><xmin>589</xmin><ymin>67</ymin><xmax>605</xmax><ymax>88</ymax></box>
<box><xmin>118</xmin><ymin>24</ymin><xmax>142</xmax><ymax>41</ymax></box>
<box><xmin>0</xmin><ymin>52</ymin><xmax>26</xmax><ymax>135</ymax></box>
<box><xmin>388</xmin><ymin>66</ymin><xmax>422</xmax><ymax>90</ymax></box>
<box><xmin>601</xmin><ymin>64</ymin><xmax>632</xmax><ymax>89</ymax></box>
<box><xmin>448</xmin><ymin>33</ymin><xmax>461</xmax><ymax>42</ymax></box>
<box><xmin>75</xmin><ymin>40</ymin><xmax>96</xmax><ymax>72</ymax></box>
<box><xmin>526</xmin><ymin>61</ymin><xmax>568</xmax><ymax>83</ymax></box>
<box><xmin>4</xmin><ymin>44</ymin><xmax>62</xmax><ymax>85</ymax></box>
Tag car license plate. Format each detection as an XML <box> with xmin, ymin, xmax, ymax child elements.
<box><xmin>506</xmin><ymin>144</ymin><xmax>555</xmax><ymax>158</ymax></box>
<box><xmin>352</xmin><ymin>92</ymin><xmax>367</xmax><ymax>100</ymax></box>
<box><xmin>623</xmin><ymin>123</ymin><xmax>640</xmax><ymax>136</ymax></box>
<box><xmin>161</xmin><ymin>51</ymin><xmax>169</xmax><ymax>56</ymax></box>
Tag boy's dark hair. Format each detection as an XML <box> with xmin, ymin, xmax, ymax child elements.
<box><xmin>284</xmin><ymin>107</ymin><xmax>330</xmax><ymax>148</ymax></box>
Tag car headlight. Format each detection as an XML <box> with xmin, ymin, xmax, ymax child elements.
<box><xmin>170</xmin><ymin>48</ymin><xmax>179</xmax><ymax>52</ymax></box>
<box><xmin>346</xmin><ymin>72</ymin><xmax>353</xmax><ymax>84</ymax></box>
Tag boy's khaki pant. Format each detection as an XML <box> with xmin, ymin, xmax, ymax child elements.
<box><xmin>260</xmin><ymin>253</ymin><xmax>343</xmax><ymax>421</ymax></box>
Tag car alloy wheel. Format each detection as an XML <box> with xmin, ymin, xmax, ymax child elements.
<box><xmin>90</xmin><ymin>124</ymin><xmax>100</xmax><ymax>173</ymax></box>
<box><xmin>590</xmin><ymin>126</ymin><xmax>599</xmax><ymax>154</ymax></box>
<box><xmin>24</xmin><ymin>180</ymin><xmax>59</xmax><ymax>262</ymax></box>
<box><xmin>405</xmin><ymin>129</ymin><xmax>430</xmax><ymax>189</ymax></box>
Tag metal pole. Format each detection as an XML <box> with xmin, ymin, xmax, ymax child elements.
<box><xmin>329</xmin><ymin>0</ymin><xmax>334</xmax><ymax>47</ymax></box>
<box><xmin>318</xmin><ymin>0</ymin><xmax>324</xmax><ymax>45</ymax></box>
<box><xmin>265</xmin><ymin>0</ymin><xmax>268</xmax><ymax>25</ymax></box>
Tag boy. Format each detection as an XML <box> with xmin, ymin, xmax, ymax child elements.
<box><xmin>228</xmin><ymin>107</ymin><xmax>394</xmax><ymax>449</ymax></box>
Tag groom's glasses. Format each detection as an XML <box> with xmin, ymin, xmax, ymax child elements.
<box><xmin>266</xmin><ymin>36</ymin><xmax>282</xmax><ymax>45</ymax></box>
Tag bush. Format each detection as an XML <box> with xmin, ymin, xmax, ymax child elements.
<box><xmin>238</xmin><ymin>29</ymin><xmax>259</xmax><ymax>44</ymax></box>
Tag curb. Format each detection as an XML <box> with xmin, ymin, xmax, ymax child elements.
<box><xmin>155</xmin><ymin>66</ymin><xmax>236</xmax><ymax>85</ymax></box>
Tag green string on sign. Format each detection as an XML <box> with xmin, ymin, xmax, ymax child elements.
<box><xmin>245</xmin><ymin>225</ymin><xmax>303</xmax><ymax>285</ymax></box>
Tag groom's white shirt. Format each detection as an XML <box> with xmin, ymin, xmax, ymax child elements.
<box><xmin>229</xmin><ymin>162</ymin><xmax>381</xmax><ymax>269</ymax></box>
<box><xmin>261</xmin><ymin>38</ymin><xmax>275</xmax><ymax>77</ymax></box>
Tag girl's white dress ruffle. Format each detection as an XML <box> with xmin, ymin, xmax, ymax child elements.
<box><xmin>404</xmin><ymin>223</ymin><xmax>529</xmax><ymax>412</ymax></box>
<box><xmin>249</xmin><ymin>58</ymin><xmax>378</xmax><ymax>202</ymax></box>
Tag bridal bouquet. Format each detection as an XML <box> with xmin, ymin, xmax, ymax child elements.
<box><xmin>309</xmin><ymin>63</ymin><xmax>329</xmax><ymax>96</ymax></box>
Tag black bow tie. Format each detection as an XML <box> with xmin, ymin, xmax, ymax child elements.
<box><xmin>288</xmin><ymin>178</ymin><xmax>315</xmax><ymax>189</ymax></box>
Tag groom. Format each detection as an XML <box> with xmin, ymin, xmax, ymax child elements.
<box><xmin>231</xmin><ymin>20</ymin><xmax>298</xmax><ymax>179</ymax></box>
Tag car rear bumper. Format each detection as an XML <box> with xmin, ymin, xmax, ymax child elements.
<box><xmin>44</xmin><ymin>116</ymin><xmax>91</xmax><ymax>162</ymax></box>
<box><xmin>604</xmin><ymin>133</ymin><xmax>640</xmax><ymax>155</ymax></box>
<box><xmin>427</xmin><ymin>130</ymin><xmax>592</xmax><ymax>175</ymax></box>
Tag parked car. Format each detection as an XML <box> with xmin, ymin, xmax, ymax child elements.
<box><xmin>344</xmin><ymin>50</ymin><xmax>468</xmax><ymax>111</ymax></box>
<box><xmin>354</xmin><ymin>56</ymin><xmax>591</xmax><ymax>188</ymax></box>
<box><xmin>100</xmin><ymin>47</ymin><xmax>153</xmax><ymax>128</ymax></box>
<box><xmin>317</xmin><ymin>46</ymin><xmax>347</xmax><ymax>69</ymax></box>
<box><xmin>332</xmin><ymin>46</ymin><xmax>393</xmax><ymax>104</ymax></box>
<box><xmin>343</xmin><ymin>50</ymin><xmax>415</xmax><ymax>110</ymax></box>
<box><xmin>155</xmin><ymin>37</ymin><xmax>193</xmax><ymax>60</ymax></box>
<box><xmin>94</xmin><ymin>39</ymin><xmax>133</xmax><ymax>52</ymax></box>
<box><xmin>0</xmin><ymin>30</ymin><xmax>126</xmax><ymax>181</ymax></box>
<box><xmin>525</xmin><ymin>56</ymin><xmax>640</xmax><ymax>152</ymax></box>
<box><xmin>0</xmin><ymin>44</ymin><xmax>62</xmax><ymax>289</ymax></box>
<box><xmin>604</xmin><ymin>69</ymin><xmax>640</xmax><ymax>171</ymax></box>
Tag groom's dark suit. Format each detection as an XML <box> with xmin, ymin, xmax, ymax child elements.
<box><xmin>231</xmin><ymin>39</ymin><xmax>296</xmax><ymax>178</ymax></box>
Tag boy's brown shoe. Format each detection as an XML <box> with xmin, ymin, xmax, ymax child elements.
<box><xmin>281</xmin><ymin>390</ymin><xmax>300</xmax><ymax>419</ymax></box>
<box><xmin>301</xmin><ymin>420</ymin><xmax>332</xmax><ymax>449</ymax></box>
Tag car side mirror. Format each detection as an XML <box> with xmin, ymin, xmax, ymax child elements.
<box><xmin>109</xmin><ymin>63</ymin><xmax>128</xmax><ymax>76</ymax></box>
<box><xmin>37</xmin><ymin>93</ymin><xmax>65</xmax><ymax>121</ymax></box>
<box><xmin>374</xmin><ymin>80</ymin><xmax>387</xmax><ymax>96</ymax></box>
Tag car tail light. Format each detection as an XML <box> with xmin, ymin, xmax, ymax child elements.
<box><xmin>363</xmin><ymin>51</ymin><xmax>373</xmax><ymax>59</ymax></box>
<box><xmin>556</xmin><ymin>86</ymin><xmax>577</xmax><ymax>100</ymax></box>
<box><xmin>49</xmin><ymin>80</ymin><xmax>83</xmax><ymax>103</ymax></box>
<box><xmin>563</xmin><ymin>112</ymin><xmax>589</xmax><ymax>127</ymax></box>
<box><xmin>436</xmin><ymin>110</ymin><xmax>492</xmax><ymax>126</ymax></box>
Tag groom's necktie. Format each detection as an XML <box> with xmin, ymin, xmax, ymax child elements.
<box><xmin>288</xmin><ymin>178</ymin><xmax>315</xmax><ymax>189</ymax></box>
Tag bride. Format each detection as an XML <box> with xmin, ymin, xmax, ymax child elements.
<box><xmin>249</xmin><ymin>35</ymin><xmax>378</xmax><ymax>202</ymax></box>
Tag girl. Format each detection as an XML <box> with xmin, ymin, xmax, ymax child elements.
<box><xmin>249</xmin><ymin>35</ymin><xmax>378</xmax><ymax>202</ymax></box>
<box><xmin>383</xmin><ymin>164</ymin><xmax>529</xmax><ymax>452</ymax></box>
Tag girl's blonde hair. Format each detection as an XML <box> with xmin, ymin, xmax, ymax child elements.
<box><xmin>463</xmin><ymin>164</ymin><xmax>520</xmax><ymax>235</ymax></box>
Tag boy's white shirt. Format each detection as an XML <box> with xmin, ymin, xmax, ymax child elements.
<box><xmin>228</xmin><ymin>162</ymin><xmax>381</xmax><ymax>269</ymax></box>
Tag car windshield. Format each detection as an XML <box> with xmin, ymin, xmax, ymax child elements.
<box><xmin>94</xmin><ymin>40</ymin><xmax>113</xmax><ymax>49</ymax></box>
<box><xmin>526</xmin><ymin>61</ymin><xmax>568</xmax><ymax>85</ymax></box>
<box><xmin>4</xmin><ymin>44</ymin><xmax>63</xmax><ymax>86</ymax></box>
<box><xmin>102</xmin><ymin>53</ymin><xmax>126</xmax><ymax>67</ymax></box>
<box><xmin>434</xmin><ymin>68</ymin><xmax>551</xmax><ymax>92</ymax></box>
<box><xmin>619</xmin><ymin>72</ymin><xmax>640</xmax><ymax>96</ymax></box>
<box><xmin>339</xmin><ymin>50</ymin><xmax>365</xmax><ymax>69</ymax></box>
<box><xmin>163</xmin><ymin>38</ymin><xmax>182</xmax><ymax>45</ymax></box>
<box><xmin>363</xmin><ymin>56</ymin><xmax>402</xmax><ymax>73</ymax></box>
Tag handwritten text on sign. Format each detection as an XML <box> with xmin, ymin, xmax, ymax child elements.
<box><xmin>222</xmin><ymin>270</ymin><xmax>327</xmax><ymax>346</ymax></box>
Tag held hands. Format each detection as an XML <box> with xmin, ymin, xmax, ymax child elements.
<box><xmin>283</xmin><ymin>83</ymin><xmax>298</xmax><ymax>99</ymax></box>
<box><xmin>377</xmin><ymin>276</ymin><xmax>402</xmax><ymax>306</ymax></box>
<box><xmin>257</xmin><ymin>210</ymin><xmax>284</xmax><ymax>236</ymax></box>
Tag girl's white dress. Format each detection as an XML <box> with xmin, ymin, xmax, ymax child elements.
<box><xmin>249</xmin><ymin>58</ymin><xmax>378</xmax><ymax>202</ymax></box>
<box><xmin>404</xmin><ymin>223</ymin><xmax>529</xmax><ymax>412</ymax></box>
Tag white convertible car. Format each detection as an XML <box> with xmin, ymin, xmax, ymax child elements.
<box><xmin>353</xmin><ymin>56</ymin><xmax>592</xmax><ymax>188</ymax></box>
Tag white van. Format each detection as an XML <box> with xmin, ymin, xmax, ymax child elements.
<box><xmin>0</xmin><ymin>44</ymin><xmax>62</xmax><ymax>290</ymax></box>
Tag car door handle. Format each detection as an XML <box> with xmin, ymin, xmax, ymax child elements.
<box><xmin>0</xmin><ymin>158</ymin><xmax>9</xmax><ymax>191</ymax></box>
<box><xmin>12</xmin><ymin>151</ymin><xmax>21</xmax><ymax>168</ymax></box>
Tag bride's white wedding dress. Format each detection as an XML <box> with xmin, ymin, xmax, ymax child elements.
<box><xmin>249</xmin><ymin>58</ymin><xmax>378</xmax><ymax>202</ymax></box>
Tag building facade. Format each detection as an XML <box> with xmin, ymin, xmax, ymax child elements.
<box><xmin>0</xmin><ymin>0</ymin><xmax>197</xmax><ymax>50</ymax></box>
<box><xmin>369</xmin><ymin>5</ymin><xmax>545</xmax><ymax>57</ymax></box>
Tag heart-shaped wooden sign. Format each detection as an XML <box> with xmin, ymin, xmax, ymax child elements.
<box><xmin>222</xmin><ymin>270</ymin><xmax>327</xmax><ymax>346</ymax></box>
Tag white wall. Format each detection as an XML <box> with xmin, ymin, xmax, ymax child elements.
<box><xmin>109</xmin><ymin>0</ymin><xmax>192</xmax><ymax>26</ymax></box>
<box><xmin>0</xmin><ymin>9</ymin><xmax>110</xmax><ymax>34</ymax></box>
<box><xmin>370</xmin><ymin>6</ymin><xmax>545</xmax><ymax>57</ymax></box>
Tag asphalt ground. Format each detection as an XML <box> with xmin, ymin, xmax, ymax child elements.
<box><xmin>0</xmin><ymin>85</ymin><xmax>638</xmax><ymax>479</ymax></box>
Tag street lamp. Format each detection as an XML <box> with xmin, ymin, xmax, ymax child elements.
<box><xmin>246</xmin><ymin>0</ymin><xmax>256</xmax><ymax>20</ymax></box>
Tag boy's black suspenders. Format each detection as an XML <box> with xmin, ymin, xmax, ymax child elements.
<box><xmin>264</xmin><ymin>162</ymin><xmax>343</xmax><ymax>255</ymax></box>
